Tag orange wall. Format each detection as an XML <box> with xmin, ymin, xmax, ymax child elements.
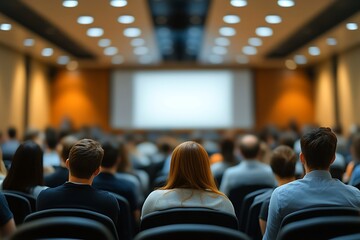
<box><xmin>255</xmin><ymin>69</ymin><xmax>315</xmax><ymax>130</ymax></box>
<box><xmin>50</xmin><ymin>69</ymin><xmax>110</xmax><ymax>131</ymax></box>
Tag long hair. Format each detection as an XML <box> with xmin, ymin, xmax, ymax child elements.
<box><xmin>2</xmin><ymin>140</ymin><xmax>44</xmax><ymax>193</ymax></box>
<box><xmin>162</xmin><ymin>141</ymin><xmax>223</xmax><ymax>195</ymax></box>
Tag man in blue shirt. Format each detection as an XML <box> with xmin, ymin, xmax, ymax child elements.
<box><xmin>263</xmin><ymin>127</ymin><xmax>360</xmax><ymax>240</ymax></box>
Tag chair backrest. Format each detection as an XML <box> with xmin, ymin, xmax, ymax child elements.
<box><xmin>110</xmin><ymin>192</ymin><xmax>133</xmax><ymax>240</ymax></box>
<box><xmin>2</xmin><ymin>190</ymin><xmax>36</xmax><ymax>212</ymax></box>
<box><xmin>330</xmin><ymin>233</ymin><xmax>360</xmax><ymax>240</ymax></box>
<box><xmin>135</xmin><ymin>224</ymin><xmax>251</xmax><ymax>240</ymax></box>
<box><xmin>140</xmin><ymin>207</ymin><xmax>239</xmax><ymax>231</ymax></box>
<box><xmin>10</xmin><ymin>216</ymin><xmax>115</xmax><ymax>240</ymax></box>
<box><xmin>238</xmin><ymin>188</ymin><xmax>271</xmax><ymax>231</ymax></box>
<box><xmin>24</xmin><ymin>208</ymin><xmax>119</xmax><ymax>240</ymax></box>
<box><xmin>277</xmin><ymin>216</ymin><xmax>360</xmax><ymax>240</ymax></box>
<box><xmin>245</xmin><ymin>197</ymin><xmax>267</xmax><ymax>240</ymax></box>
<box><xmin>3</xmin><ymin>192</ymin><xmax>32</xmax><ymax>225</ymax></box>
<box><xmin>280</xmin><ymin>206</ymin><xmax>360</xmax><ymax>229</ymax></box>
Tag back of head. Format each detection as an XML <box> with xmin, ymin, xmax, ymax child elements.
<box><xmin>59</xmin><ymin>135</ymin><xmax>78</xmax><ymax>162</ymax></box>
<box><xmin>270</xmin><ymin>145</ymin><xmax>297</xmax><ymax>178</ymax></box>
<box><xmin>220</xmin><ymin>138</ymin><xmax>236</xmax><ymax>164</ymax></box>
<box><xmin>7</xmin><ymin>127</ymin><xmax>17</xmax><ymax>139</ymax></box>
<box><xmin>68</xmin><ymin>139</ymin><xmax>104</xmax><ymax>179</ymax></box>
<box><xmin>351</xmin><ymin>133</ymin><xmax>360</xmax><ymax>161</ymax></box>
<box><xmin>239</xmin><ymin>134</ymin><xmax>260</xmax><ymax>159</ymax></box>
<box><xmin>100</xmin><ymin>140</ymin><xmax>119</xmax><ymax>168</ymax></box>
<box><xmin>163</xmin><ymin>141</ymin><xmax>221</xmax><ymax>194</ymax></box>
<box><xmin>45</xmin><ymin>127</ymin><xmax>58</xmax><ymax>150</ymax></box>
<box><xmin>300</xmin><ymin>127</ymin><xmax>337</xmax><ymax>170</ymax></box>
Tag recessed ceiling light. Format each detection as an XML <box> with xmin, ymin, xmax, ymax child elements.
<box><xmin>0</xmin><ymin>23</ymin><xmax>11</xmax><ymax>31</ymax></box>
<box><xmin>255</xmin><ymin>27</ymin><xmax>273</xmax><ymax>37</ymax></box>
<box><xmin>223</xmin><ymin>15</ymin><xmax>240</xmax><ymax>24</ymax></box>
<box><xmin>248</xmin><ymin>37</ymin><xmax>262</xmax><ymax>46</ymax></box>
<box><xmin>346</xmin><ymin>23</ymin><xmax>358</xmax><ymax>31</ymax></box>
<box><xmin>112</xmin><ymin>55</ymin><xmax>124</xmax><ymax>64</ymax></box>
<box><xmin>219</xmin><ymin>27</ymin><xmax>236</xmax><ymax>36</ymax></box>
<box><xmin>308</xmin><ymin>46</ymin><xmax>320</xmax><ymax>56</ymax></box>
<box><xmin>62</xmin><ymin>0</ymin><xmax>78</xmax><ymax>8</ymax></box>
<box><xmin>134</xmin><ymin>46</ymin><xmax>149</xmax><ymax>55</ymax></box>
<box><xmin>215</xmin><ymin>37</ymin><xmax>230</xmax><ymax>46</ymax></box>
<box><xmin>236</xmin><ymin>55</ymin><xmax>249</xmax><ymax>64</ymax></box>
<box><xmin>77</xmin><ymin>16</ymin><xmax>94</xmax><ymax>25</ymax></box>
<box><xmin>131</xmin><ymin>38</ymin><xmax>145</xmax><ymax>47</ymax></box>
<box><xmin>41</xmin><ymin>48</ymin><xmax>53</xmax><ymax>57</ymax></box>
<box><xmin>98</xmin><ymin>38</ymin><xmax>111</xmax><ymax>47</ymax></box>
<box><xmin>57</xmin><ymin>56</ymin><xmax>70</xmax><ymax>65</ymax></box>
<box><xmin>23</xmin><ymin>38</ymin><xmax>35</xmax><ymax>47</ymax></box>
<box><xmin>265</xmin><ymin>15</ymin><xmax>282</xmax><ymax>24</ymax></box>
<box><xmin>67</xmin><ymin>61</ymin><xmax>79</xmax><ymax>71</ymax></box>
<box><xmin>118</xmin><ymin>15</ymin><xmax>135</xmax><ymax>24</ymax></box>
<box><xmin>87</xmin><ymin>27</ymin><xmax>104</xmax><ymax>37</ymax></box>
<box><xmin>326</xmin><ymin>38</ymin><xmax>337</xmax><ymax>46</ymax></box>
<box><xmin>230</xmin><ymin>0</ymin><xmax>247</xmax><ymax>7</ymax></box>
<box><xmin>138</xmin><ymin>55</ymin><xmax>153</xmax><ymax>64</ymax></box>
<box><xmin>209</xmin><ymin>55</ymin><xmax>224</xmax><ymax>64</ymax></box>
<box><xmin>124</xmin><ymin>27</ymin><xmax>141</xmax><ymax>37</ymax></box>
<box><xmin>285</xmin><ymin>59</ymin><xmax>297</xmax><ymax>70</ymax></box>
<box><xmin>242</xmin><ymin>46</ymin><xmax>257</xmax><ymax>55</ymax></box>
<box><xmin>294</xmin><ymin>55</ymin><xmax>307</xmax><ymax>64</ymax></box>
<box><xmin>212</xmin><ymin>46</ymin><xmax>228</xmax><ymax>55</ymax></box>
<box><xmin>104</xmin><ymin>46</ymin><xmax>118</xmax><ymax>56</ymax></box>
<box><xmin>110</xmin><ymin>0</ymin><xmax>127</xmax><ymax>7</ymax></box>
<box><xmin>277</xmin><ymin>0</ymin><xmax>295</xmax><ymax>7</ymax></box>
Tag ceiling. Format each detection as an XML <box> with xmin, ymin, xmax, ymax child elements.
<box><xmin>0</xmin><ymin>0</ymin><xmax>359</xmax><ymax>69</ymax></box>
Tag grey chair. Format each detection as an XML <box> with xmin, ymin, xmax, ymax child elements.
<box><xmin>3</xmin><ymin>192</ymin><xmax>32</xmax><ymax>225</ymax></box>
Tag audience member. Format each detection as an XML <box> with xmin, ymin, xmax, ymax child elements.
<box><xmin>141</xmin><ymin>141</ymin><xmax>235</xmax><ymax>218</ymax></box>
<box><xmin>220</xmin><ymin>134</ymin><xmax>277</xmax><ymax>196</ymax></box>
<box><xmin>1</xmin><ymin>141</ymin><xmax>47</xmax><ymax>197</ymax></box>
<box><xmin>0</xmin><ymin>192</ymin><xmax>16</xmax><ymax>238</ymax></box>
<box><xmin>263</xmin><ymin>127</ymin><xmax>360</xmax><ymax>240</ymax></box>
<box><xmin>0</xmin><ymin>149</ymin><xmax>7</xmax><ymax>180</ymax></box>
<box><xmin>43</xmin><ymin>127</ymin><xmax>61</xmax><ymax>173</ymax></box>
<box><xmin>1</xmin><ymin>127</ymin><xmax>20</xmax><ymax>160</ymax></box>
<box><xmin>348</xmin><ymin>133</ymin><xmax>360</xmax><ymax>186</ymax></box>
<box><xmin>37</xmin><ymin>139</ymin><xmax>120</xmax><ymax>224</ymax></box>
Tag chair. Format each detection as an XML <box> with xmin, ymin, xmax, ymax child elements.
<box><xmin>135</xmin><ymin>224</ymin><xmax>251</xmax><ymax>240</ymax></box>
<box><xmin>110</xmin><ymin>192</ymin><xmax>134</xmax><ymax>240</ymax></box>
<box><xmin>238</xmin><ymin>188</ymin><xmax>271</xmax><ymax>231</ymax></box>
<box><xmin>3</xmin><ymin>192</ymin><xmax>32</xmax><ymax>225</ymax></box>
<box><xmin>2</xmin><ymin>190</ymin><xmax>36</xmax><ymax>212</ymax></box>
<box><xmin>24</xmin><ymin>208</ymin><xmax>119</xmax><ymax>240</ymax></box>
<box><xmin>277</xmin><ymin>216</ymin><xmax>360</xmax><ymax>240</ymax></box>
<box><xmin>10</xmin><ymin>216</ymin><xmax>115</xmax><ymax>240</ymax></box>
<box><xmin>330</xmin><ymin>233</ymin><xmax>360</xmax><ymax>240</ymax></box>
<box><xmin>140</xmin><ymin>207</ymin><xmax>239</xmax><ymax>231</ymax></box>
<box><xmin>280</xmin><ymin>206</ymin><xmax>360</xmax><ymax>229</ymax></box>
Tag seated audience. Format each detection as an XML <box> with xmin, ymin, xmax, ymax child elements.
<box><xmin>37</xmin><ymin>139</ymin><xmax>120</xmax><ymax>225</ymax></box>
<box><xmin>141</xmin><ymin>141</ymin><xmax>235</xmax><ymax>218</ymax></box>
<box><xmin>43</xmin><ymin>127</ymin><xmax>61</xmax><ymax>173</ymax></box>
<box><xmin>44</xmin><ymin>135</ymin><xmax>78</xmax><ymax>187</ymax></box>
<box><xmin>1</xmin><ymin>141</ymin><xmax>47</xmax><ymax>197</ymax></box>
<box><xmin>1</xmin><ymin>127</ymin><xmax>20</xmax><ymax>160</ymax></box>
<box><xmin>263</xmin><ymin>127</ymin><xmax>360</xmax><ymax>240</ymax></box>
<box><xmin>0</xmin><ymin>192</ymin><xmax>16</xmax><ymax>238</ymax></box>
<box><xmin>347</xmin><ymin>133</ymin><xmax>360</xmax><ymax>186</ymax></box>
<box><xmin>0</xmin><ymin>149</ymin><xmax>7</xmax><ymax>180</ymax></box>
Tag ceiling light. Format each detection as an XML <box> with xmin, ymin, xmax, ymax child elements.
<box><xmin>242</xmin><ymin>46</ymin><xmax>257</xmax><ymax>55</ymax></box>
<box><xmin>236</xmin><ymin>55</ymin><xmax>249</xmax><ymax>64</ymax></box>
<box><xmin>112</xmin><ymin>55</ymin><xmax>124</xmax><ymax>64</ymax></box>
<box><xmin>294</xmin><ymin>55</ymin><xmax>307</xmax><ymax>64</ymax></box>
<box><xmin>215</xmin><ymin>37</ymin><xmax>230</xmax><ymax>46</ymax></box>
<box><xmin>285</xmin><ymin>59</ymin><xmax>297</xmax><ymax>70</ymax></box>
<box><xmin>346</xmin><ymin>23</ymin><xmax>358</xmax><ymax>31</ymax></box>
<box><xmin>62</xmin><ymin>0</ymin><xmax>78</xmax><ymax>8</ymax></box>
<box><xmin>212</xmin><ymin>46</ymin><xmax>228</xmax><ymax>55</ymax></box>
<box><xmin>110</xmin><ymin>0</ymin><xmax>127</xmax><ymax>7</ymax></box>
<box><xmin>104</xmin><ymin>46</ymin><xmax>118</xmax><ymax>56</ymax></box>
<box><xmin>131</xmin><ymin>38</ymin><xmax>145</xmax><ymax>47</ymax></box>
<box><xmin>223</xmin><ymin>15</ymin><xmax>240</xmax><ymax>24</ymax></box>
<box><xmin>248</xmin><ymin>37</ymin><xmax>262</xmax><ymax>46</ymax></box>
<box><xmin>265</xmin><ymin>15</ymin><xmax>282</xmax><ymax>24</ymax></box>
<box><xmin>118</xmin><ymin>15</ymin><xmax>135</xmax><ymax>24</ymax></box>
<box><xmin>138</xmin><ymin>55</ymin><xmax>153</xmax><ymax>64</ymax></box>
<box><xmin>219</xmin><ymin>27</ymin><xmax>236</xmax><ymax>36</ymax></box>
<box><xmin>124</xmin><ymin>27</ymin><xmax>141</xmax><ymax>37</ymax></box>
<box><xmin>308</xmin><ymin>46</ymin><xmax>320</xmax><ymax>56</ymax></box>
<box><xmin>326</xmin><ymin>38</ymin><xmax>337</xmax><ymax>46</ymax></box>
<box><xmin>134</xmin><ymin>46</ymin><xmax>149</xmax><ymax>55</ymax></box>
<box><xmin>209</xmin><ymin>55</ymin><xmax>224</xmax><ymax>64</ymax></box>
<box><xmin>23</xmin><ymin>38</ymin><xmax>35</xmax><ymax>47</ymax></box>
<box><xmin>98</xmin><ymin>38</ymin><xmax>111</xmax><ymax>47</ymax></box>
<box><xmin>57</xmin><ymin>56</ymin><xmax>70</xmax><ymax>65</ymax></box>
<box><xmin>77</xmin><ymin>16</ymin><xmax>94</xmax><ymax>25</ymax></box>
<box><xmin>87</xmin><ymin>27</ymin><xmax>104</xmax><ymax>37</ymax></box>
<box><xmin>0</xmin><ymin>23</ymin><xmax>11</xmax><ymax>31</ymax></box>
<box><xmin>41</xmin><ymin>48</ymin><xmax>53</xmax><ymax>57</ymax></box>
<box><xmin>256</xmin><ymin>27</ymin><xmax>273</xmax><ymax>37</ymax></box>
<box><xmin>277</xmin><ymin>0</ymin><xmax>295</xmax><ymax>7</ymax></box>
<box><xmin>230</xmin><ymin>0</ymin><xmax>247</xmax><ymax>7</ymax></box>
<box><xmin>66</xmin><ymin>61</ymin><xmax>79</xmax><ymax>71</ymax></box>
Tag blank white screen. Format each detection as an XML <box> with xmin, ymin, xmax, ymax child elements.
<box><xmin>133</xmin><ymin>71</ymin><xmax>233</xmax><ymax>129</ymax></box>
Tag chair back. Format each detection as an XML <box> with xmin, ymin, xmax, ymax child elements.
<box><xmin>135</xmin><ymin>224</ymin><xmax>251</xmax><ymax>240</ymax></box>
<box><xmin>2</xmin><ymin>190</ymin><xmax>36</xmax><ymax>212</ymax></box>
<box><xmin>24</xmin><ymin>208</ymin><xmax>119</xmax><ymax>240</ymax></box>
<box><xmin>10</xmin><ymin>216</ymin><xmax>115</xmax><ymax>240</ymax></box>
<box><xmin>110</xmin><ymin>193</ymin><xmax>133</xmax><ymax>240</ymax></box>
<box><xmin>3</xmin><ymin>192</ymin><xmax>32</xmax><ymax>225</ymax></box>
<box><xmin>140</xmin><ymin>207</ymin><xmax>238</xmax><ymax>231</ymax></box>
<box><xmin>278</xmin><ymin>216</ymin><xmax>360</xmax><ymax>240</ymax></box>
